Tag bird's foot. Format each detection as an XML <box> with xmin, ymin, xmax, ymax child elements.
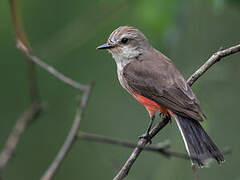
<box><xmin>138</xmin><ymin>133</ymin><xmax>152</xmax><ymax>144</ymax></box>
<box><xmin>163</xmin><ymin>114</ymin><xmax>172</xmax><ymax>124</ymax></box>
<box><xmin>159</xmin><ymin>112</ymin><xmax>162</xmax><ymax>118</ymax></box>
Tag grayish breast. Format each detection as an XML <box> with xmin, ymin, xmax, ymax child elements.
<box><xmin>112</xmin><ymin>53</ymin><xmax>133</xmax><ymax>93</ymax></box>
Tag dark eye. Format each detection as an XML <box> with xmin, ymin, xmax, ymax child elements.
<box><xmin>121</xmin><ymin>38</ymin><xmax>129</xmax><ymax>44</ymax></box>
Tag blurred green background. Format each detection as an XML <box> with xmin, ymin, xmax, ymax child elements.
<box><xmin>0</xmin><ymin>0</ymin><xmax>240</xmax><ymax>179</ymax></box>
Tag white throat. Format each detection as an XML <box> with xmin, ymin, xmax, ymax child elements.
<box><xmin>112</xmin><ymin>53</ymin><xmax>133</xmax><ymax>72</ymax></box>
<box><xmin>111</xmin><ymin>46</ymin><xmax>141</xmax><ymax>71</ymax></box>
<box><xmin>111</xmin><ymin>52</ymin><xmax>136</xmax><ymax>91</ymax></box>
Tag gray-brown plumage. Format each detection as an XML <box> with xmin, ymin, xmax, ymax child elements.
<box><xmin>122</xmin><ymin>48</ymin><xmax>206</xmax><ymax>121</ymax></box>
<box><xmin>97</xmin><ymin>26</ymin><xmax>224</xmax><ymax>167</ymax></box>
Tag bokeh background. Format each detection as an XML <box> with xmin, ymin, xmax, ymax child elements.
<box><xmin>1</xmin><ymin>0</ymin><xmax>240</xmax><ymax>179</ymax></box>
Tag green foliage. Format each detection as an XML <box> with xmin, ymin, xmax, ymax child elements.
<box><xmin>134</xmin><ymin>0</ymin><xmax>180</xmax><ymax>34</ymax></box>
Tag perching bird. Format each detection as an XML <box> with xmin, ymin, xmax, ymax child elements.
<box><xmin>97</xmin><ymin>26</ymin><xmax>224</xmax><ymax>167</ymax></box>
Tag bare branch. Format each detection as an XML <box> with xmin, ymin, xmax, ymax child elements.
<box><xmin>9</xmin><ymin>0</ymin><xmax>31</xmax><ymax>51</ymax></box>
<box><xmin>0</xmin><ymin>0</ymin><xmax>42</xmax><ymax>172</ymax></box>
<box><xmin>9</xmin><ymin>0</ymin><xmax>40</xmax><ymax>103</ymax></box>
<box><xmin>0</xmin><ymin>103</ymin><xmax>41</xmax><ymax>170</ymax></box>
<box><xmin>113</xmin><ymin>116</ymin><xmax>170</xmax><ymax>180</ymax></box>
<box><xmin>40</xmin><ymin>85</ymin><xmax>92</xmax><ymax>180</ymax></box>
<box><xmin>23</xmin><ymin>52</ymin><xmax>89</xmax><ymax>91</ymax></box>
<box><xmin>114</xmin><ymin>44</ymin><xmax>240</xmax><ymax>180</ymax></box>
<box><xmin>77</xmin><ymin>132</ymin><xmax>231</xmax><ymax>161</ymax></box>
<box><xmin>10</xmin><ymin>0</ymin><xmax>88</xmax><ymax>92</ymax></box>
<box><xmin>78</xmin><ymin>132</ymin><xmax>171</xmax><ymax>157</ymax></box>
<box><xmin>187</xmin><ymin>44</ymin><xmax>240</xmax><ymax>86</ymax></box>
<box><xmin>27</xmin><ymin>60</ymin><xmax>40</xmax><ymax>103</ymax></box>
<box><xmin>9</xmin><ymin>1</ymin><xmax>90</xmax><ymax>179</ymax></box>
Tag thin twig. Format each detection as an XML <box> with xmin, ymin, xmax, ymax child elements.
<box><xmin>113</xmin><ymin>44</ymin><xmax>240</xmax><ymax>180</ymax></box>
<box><xmin>187</xmin><ymin>44</ymin><xmax>240</xmax><ymax>86</ymax></box>
<box><xmin>114</xmin><ymin>116</ymin><xmax>170</xmax><ymax>180</ymax></box>
<box><xmin>10</xmin><ymin>0</ymin><xmax>88</xmax><ymax>92</ymax></box>
<box><xmin>192</xmin><ymin>164</ymin><xmax>199</xmax><ymax>180</ymax></box>
<box><xmin>0</xmin><ymin>103</ymin><xmax>41</xmax><ymax>170</ymax></box>
<box><xmin>0</xmin><ymin>0</ymin><xmax>41</xmax><ymax>172</ymax></box>
<box><xmin>77</xmin><ymin>132</ymin><xmax>231</xmax><ymax>161</ymax></box>
<box><xmin>16</xmin><ymin>39</ymin><xmax>88</xmax><ymax>92</ymax></box>
<box><xmin>9</xmin><ymin>1</ymin><xmax>91</xmax><ymax>180</ymax></box>
<box><xmin>27</xmin><ymin>61</ymin><xmax>40</xmax><ymax>103</ymax></box>
<box><xmin>9</xmin><ymin>0</ymin><xmax>40</xmax><ymax>103</ymax></box>
<box><xmin>40</xmin><ymin>85</ymin><xmax>92</xmax><ymax>180</ymax></box>
<box><xmin>78</xmin><ymin>132</ymin><xmax>171</xmax><ymax>157</ymax></box>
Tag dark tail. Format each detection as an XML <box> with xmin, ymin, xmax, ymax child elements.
<box><xmin>175</xmin><ymin>115</ymin><xmax>224</xmax><ymax>167</ymax></box>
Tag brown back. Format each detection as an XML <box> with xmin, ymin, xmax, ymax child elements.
<box><xmin>123</xmin><ymin>48</ymin><xmax>206</xmax><ymax>121</ymax></box>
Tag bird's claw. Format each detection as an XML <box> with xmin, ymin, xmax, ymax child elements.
<box><xmin>163</xmin><ymin>114</ymin><xmax>172</xmax><ymax>124</ymax></box>
<box><xmin>138</xmin><ymin>133</ymin><xmax>152</xmax><ymax>144</ymax></box>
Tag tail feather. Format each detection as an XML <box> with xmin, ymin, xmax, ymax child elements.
<box><xmin>175</xmin><ymin>115</ymin><xmax>224</xmax><ymax>167</ymax></box>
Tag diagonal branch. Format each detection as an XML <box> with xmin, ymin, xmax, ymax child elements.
<box><xmin>0</xmin><ymin>0</ymin><xmax>42</xmax><ymax>173</ymax></box>
<box><xmin>187</xmin><ymin>44</ymin><xmax>240</xmax><ymax>86</ymax></box>
<box><xmin>6</xmin><ymin>1</ymin><xmax>89</xmax><ymax>179</ymax></box>
<box><xmin>113</xmin><ymin>44</ymin><xmax>240</xmax><ymax>180</ymax></box>
<box><xmin>9</xmin><ymin>0</ymin><xmax>40</xmax><ymax>103</ymax></box>
<box><xmin>114</xmin><ymin>116</ymin><xmax>170</xmax><ymax>180</ymax></box>
<box><xmin>21</xmin><ymin>49</ymin><xmax>89</xmax><ymax>91</ymax></box>
<box><xmin>10</xmin><ymin>0</ymin><xmax>88</xmax><ymax>92</ymax></box>
<box><xmin>0</xmin><ymin>102</ymin><xmax>41</xmax><ymax>170</ymax></box>
<box><xmin>40</xmin><ymin>85</ymin><xmax>92</xmax><ymax>180</ymax></box>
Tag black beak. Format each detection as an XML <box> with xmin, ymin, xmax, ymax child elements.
<box><xmin>96</xmin><ymin>43</ymin><xmax>115</xmax><ymax>50</ymax></box>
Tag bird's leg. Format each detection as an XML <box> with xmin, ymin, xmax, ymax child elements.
<box><xmin>139</xmin><ymin>115</ymin><xmax>155</xmax><ymax>144</ymax></box>
<box><xmin>159</xmin><ymin>112</ymin><xmax>162</xmax><ymax>118</ymax></box>
<box><xmin>162</xmin><ymin>113</ymin><xmax>172</xmax><ymax>125</ymax></box>
<box><xmin>163</xmin><ymin>113</ymin><xmax>172</xmax><ymax>124</ymax></box>
<box><xmin>159</xmin><ymin>112</ymin><xmax>171</xmax><ymax>123</ymax></box>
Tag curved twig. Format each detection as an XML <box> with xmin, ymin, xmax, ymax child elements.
<box><xmin>10</xmin><ymin>0</ymin><xmax>88</xmax><ymax>92</ymax></box>
<box><xmin>16</xmin><ymin>40</ymin><xmax>88</xmax><ymax>92</ymax></box>
<box><xmin>0</xmin><ymin>103</ymin><xmax>41</xmax><ymax>170</ymax></box>
<box><xmin>7</xmin><ymin>1</ymin><xmax>90</xmax><ymax>179</ymax></box>
<box><xmin>0</xmin><ymin>0</ymin><xmax>42</xmax><ymax>172</ymax></box>
<box><xmin>40</xmin><ymin>85</ymin><xmax>92</xmax><ymax>180</ymax></box>
<box><xmin>187</xmin><ymin>44</ymin><xmax>240</xmax><ymax>86</ymax></box>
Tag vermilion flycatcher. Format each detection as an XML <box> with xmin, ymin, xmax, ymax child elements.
<box><xmin>97</xmin><ymin>26</ymin><xmax>224</xmax><ymax>167</ymax></box>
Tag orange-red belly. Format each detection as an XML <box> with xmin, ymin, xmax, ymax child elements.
<box><xmin>133</xmin><ymin>93</ymin><xmax>168</xmax><ymax>117</ymax></box>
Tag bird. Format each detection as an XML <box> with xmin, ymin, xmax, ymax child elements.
<box><xmin>97</xmin><ymin>26</ymin><xmax>224</xmax><ymax>167</ymax></box>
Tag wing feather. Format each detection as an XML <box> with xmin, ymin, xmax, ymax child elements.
<box><xmin>123</xmin><ymin>50</ymin><xmax>206</xmax><ymax>121</ymax></box>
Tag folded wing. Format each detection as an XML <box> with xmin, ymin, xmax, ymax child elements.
<box><xmin>122</xmin><ymin>50</ymin><xmax>206</xmax><ymax>121</ymax></box>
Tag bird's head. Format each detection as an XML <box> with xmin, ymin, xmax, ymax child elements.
<box><xmin>97</xmin><ymin>26</ymin><xmax>151</xmax><ymax>60</ymax></box>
